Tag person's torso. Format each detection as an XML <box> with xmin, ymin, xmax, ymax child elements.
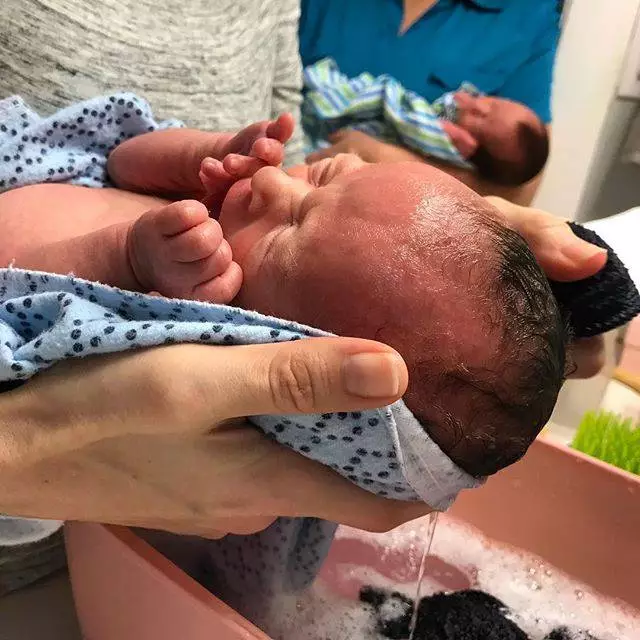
<box><xmin>299</xmin><ymin>0</ymin><xmax>555</xmax><ymax>102</ymax></box>
<box><xmin>0</xmin><ymin>0</ymin><xmax>281</xmax><ymax>131</ymax></box>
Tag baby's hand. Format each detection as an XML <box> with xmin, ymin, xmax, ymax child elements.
<box><xmin>222</xmin><ymin>113</ymin><xmax>294</xmax><ymax>160</ymax></box>
<box><xmin>200</xmin><ymin>113</ymin><xmax>294</xmax><ymax>215</ymax></box>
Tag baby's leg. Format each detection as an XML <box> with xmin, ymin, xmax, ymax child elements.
<box><xmin>107</xmin><ymin>114</ymin><xmax>294</xmax><ymax>201</ymax></box>
<box><xmin>0</xmin><ymin>185</ymin><xmax>241</xmax><ymax>302</ymax></box>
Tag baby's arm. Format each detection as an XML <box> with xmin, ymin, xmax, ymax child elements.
<box><xmin>107</xmin><ymin>114</ymin><xmax>295</xmax><ymax>200</ymax></box>
<box><xmin>0</xmin><ymin>185</ymin><xmax>165</xmax><ymax>290</ymax></box>
<box><xmin>0</xmin><ymin>184</ymin><xmax>241</xmax><ymax>303</ymax></box>
<box><xmin>108</xmin><ymin>129</ymin><xmax>234</xmax><ymax>198</ymax></box>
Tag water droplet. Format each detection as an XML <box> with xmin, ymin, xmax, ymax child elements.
<box><xmin>575</xmin><ymin>589</ymin><xmax>584</xmax><ymax>600</ymax></box>
<box><xmin>528</xmin><ymin>567</ymin><xmax>537</xmax><ymax>575</ymax></box>
<box><xmin>530</xmin><ymin>581</ymin><xmax>541</xmax><ymax>591</ymax></box>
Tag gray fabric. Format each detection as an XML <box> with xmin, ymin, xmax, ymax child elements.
<box><xmin>0</xmin><ymin>0</ymin><xmax>305</xmax><ymax>595</ymax></box>
<box><xmin>0</xmin><ymin>0</ymin><xmax>304</xmax><ymax>166</ymax></box>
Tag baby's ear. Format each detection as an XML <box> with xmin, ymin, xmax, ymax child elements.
<box><xmin>441</xmin><ymin>121</ymin><xmax>478</xmax><ymax>159</ymax></box>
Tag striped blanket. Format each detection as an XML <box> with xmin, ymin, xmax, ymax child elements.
<box><xmin>302</xmin><ymin>58</ymin><xmax>478</xmax><ymax>168</ymax></box>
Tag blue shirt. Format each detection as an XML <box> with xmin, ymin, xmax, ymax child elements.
<box><xmin>299</xmin><ymin>0</ymin><xmax>560</xmax><ymax>123</ymax></box>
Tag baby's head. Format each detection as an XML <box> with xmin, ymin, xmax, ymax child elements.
<box><xmin>219</xmin><ymin>156</ymin><xmax>567</xmax><ymax>476</ymax></box>
<box><xmin>454</xmin><ymin>92</ymin><xmax>549</xmax><ymax>186</ymax></box>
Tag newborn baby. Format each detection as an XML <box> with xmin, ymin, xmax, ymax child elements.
<box><xmin>303</xmin><ymin>59</ymin><xmax>549</xmax><ymax>186</ymax></box>
<box><xmin>440</xmin><ymin>90</ymin><xmax>549</xmax><ymax>187</ymax></box>
<box><xmin>0</xmin><ymin>116</ymin><xmax>566</xmax><ymax>477</ymax></box>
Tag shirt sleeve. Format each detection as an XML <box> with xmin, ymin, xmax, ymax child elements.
<box><xmin>271</xmin><ymin>0</ymin><xmax>305</xmax><ymax>167</ymax></box>
<box><xmin>498</xmin><ymin>5</ymin><xmax>560</xmax><ymax>124</ymax></box>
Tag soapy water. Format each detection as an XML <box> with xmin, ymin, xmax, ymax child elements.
<box><xmin>259</xmin><ymin>516</ymin><xmax>639</xmax><ymax>640</ymax></box>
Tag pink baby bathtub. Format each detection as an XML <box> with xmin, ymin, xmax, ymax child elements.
<box><xmin>65</xmin><ymin>438</ymin><xmax>640</xmax><ymax>639</ymax></box>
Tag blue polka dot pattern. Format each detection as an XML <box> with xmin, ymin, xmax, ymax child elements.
<box><xmin>0</xmin><ymin>268</ymin><xmax>418</xmax><ymax>501</ymax></box>
<box><xmin>0</xmin><ymin>266</ymin><xmax>483</xmax><ymax>616</ymax></box>
<box><xmin>0</xmin><ymin>93</ymin><xmax>181</xmax><ymax>192</ymax></box>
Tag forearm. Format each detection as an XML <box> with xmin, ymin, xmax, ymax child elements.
<box><xmin>108</xmin><ymin>129</ymin><xmax>234</xmax><ymax>197</ymax></box>
<box><xmin>8</xmin><ymin>222</ymin><xmax>140</xmax><ymax>292</ymax></box>
<box><xmin>0</xmin><ymin>386</ymin><xmax>101</xmax><ymax>515</ymax></box>
<box><xmin>369</xmin><ymin>141</ymin><xmax>541</xmax><ymax>205</ymax></box>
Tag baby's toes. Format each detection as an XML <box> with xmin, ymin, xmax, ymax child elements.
<box><xmin>199</xmin><ymin>158</ymin><xmax>235</xmax><ymax>212</ymax></box>
<box><xmin>223</xmin><ymin>154</ymin><xmax>269</xmax><ymax>178</ymax></box>
<box><xmin>200</xmin><ymin>157</ymin><xmax>231</xmax><ymax>189</ymax></box>
<box><xmin>168</xmin><ymin>218</ymin><xmax>224</xmax><ymax>263</ymax></box>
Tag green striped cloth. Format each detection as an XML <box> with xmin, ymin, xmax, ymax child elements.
<box><xmin>302</xmin><ymin>58</ymin><xmax>477</xmax><ymax>168</ymax></box>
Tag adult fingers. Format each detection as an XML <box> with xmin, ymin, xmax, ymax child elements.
<box><xmin>255</xmin><ymin>435</ymin><xmax>432</xmax><ymax>531</ymax></box>
<box><xmin>161</xmin><ymin>336</ymin><xmax>408</xmax><ymax>426</ymax></box>
<box><xmin>567</xmin><ymin>335</ymin><xmax>606</xmax><ymax>379</ymax></box>
<box><xmin>486</xmin><ymin>197</ymin><xmax>607</xmax><ymax>282</ymax></box>
<box><xmin>519</xmin><ymin>215</ymin><xmax>607</xmax><ymax>282</ymax></box>
<box><xmin>18</xmin><ymin>337</ymin><xmax>407</xmax><ymax>447</ymax></box>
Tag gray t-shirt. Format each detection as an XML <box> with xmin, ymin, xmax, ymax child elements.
<box><xmin>0</xmin><ymin>0</ymin><xmax>304</xmax><ymax>165</ymax></box>
<box><xmin>0</xmin><ymin>0</ymin><xmax>305</xmax><ymax>594</ymax></box>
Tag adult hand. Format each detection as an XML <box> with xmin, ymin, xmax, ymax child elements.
<box><xmin>0</xmin><ymin>338</ymin><xmax>429</xmax><ymax>538</ymax></box>
<box><xmin>485</xmin><ymin>196</ymin><xmax>608</xmax><ymax>378</ymax></box>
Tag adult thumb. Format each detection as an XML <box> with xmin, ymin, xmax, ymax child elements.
<box><xmin>527</xmin><ymin>221</ymin><xmax>608</xmax><ymax>282</ymax></box>
<box><xmin>187</xmin><ymin>337</ymin><xmax>408</xmax><ymax>423</ymax></box>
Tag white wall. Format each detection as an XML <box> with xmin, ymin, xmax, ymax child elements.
<box><xmin>534</xmin><ymin>0</ymin><xmax>640</xmax><ymax>221</ymax></box>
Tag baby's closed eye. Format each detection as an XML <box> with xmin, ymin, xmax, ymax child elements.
<box><xmin>307</xmin><ymin>153</ymin><xmax>366</xmax><ymax>187</ymax></box>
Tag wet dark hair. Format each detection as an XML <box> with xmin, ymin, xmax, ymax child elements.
<box><xmin>411</xmin><ymin>216</ymin><xmax>568</xmax><ymax>477</ymax></box>
<box><xmin>471</xmin><ymin>121</ymin><xmax>550</xmax><ymax>187</ymax></box>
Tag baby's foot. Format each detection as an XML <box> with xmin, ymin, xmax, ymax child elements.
<box><xmin>127</xmin><ymin>200</ymin><xmax>242</xmax><ymax>302</ymax></box>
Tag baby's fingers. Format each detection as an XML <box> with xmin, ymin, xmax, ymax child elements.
<box><xmin>223</xmin><ymin>154</ymin><xmax>270</xmax><ymax>179</ymax></box>
<box><xmin>250</xmin><ymin>137</ymin><xmax>285</xmax><ymax>167</ymax></box>
<box><xmin>200</xmin><ymin>158</ymin><xmax>235</xmax><ymax>213</ymax></box>
<box><xmin>266</xmin><ymin>113</ymin><xmax>294</xmax><ymax>144</ymax></box>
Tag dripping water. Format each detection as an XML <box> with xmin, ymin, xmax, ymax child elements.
<box><xmin>407</xmin><ymin>511</ymin><xmax>439</xmax><ymax>640</ymax></box>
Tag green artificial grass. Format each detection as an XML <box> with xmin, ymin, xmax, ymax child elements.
<box><xmin>571</xmin><ymin>411</ymin><xmax>639</xmax><ymax>475</ymax></box>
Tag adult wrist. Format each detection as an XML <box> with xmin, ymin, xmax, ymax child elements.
<box><xmin>0</xmin><ymin>385</ymin><xmax>100</xmax><ymax>471</ymax></box>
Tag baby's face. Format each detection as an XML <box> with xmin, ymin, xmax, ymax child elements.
<box><xmin>218</xmin><ymin>154</ymin><xmax>497</xmax><ymax>373</ymax></box>
<box><xmin>219</xmin><ymin>155</ymin><xmax>437</xmax><ymax>330</ymax></box>
<box><xmin>218</xmin><ymin>157</ymin><xmax>560</xmax><ymax>476</ymax></box>
<box><xmin>454</xmin><ymin>92</ymin><xmax>541</xmax><ymax>160</ymax></box>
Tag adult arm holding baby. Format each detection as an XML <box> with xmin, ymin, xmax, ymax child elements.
<box><xmin>0</xmin><ymin>337</ymin><xmax>428</xmax><ymax>538</ymax></box>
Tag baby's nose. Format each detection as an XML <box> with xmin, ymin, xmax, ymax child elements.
<box><xmin>250</xmin><ymin>166</ymin><xmax>289</xmax><ymax>207</ymax></box>
<box><xmin>249</xmin><ymin>166</ymin><xmax>310</xmax><ymax>214</ymax></box>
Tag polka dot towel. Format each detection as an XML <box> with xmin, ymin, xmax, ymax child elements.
<box><xmin>0</xmin><ymin>92</ymin><xmax>181</xmax><ymax>192</ymax></box>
